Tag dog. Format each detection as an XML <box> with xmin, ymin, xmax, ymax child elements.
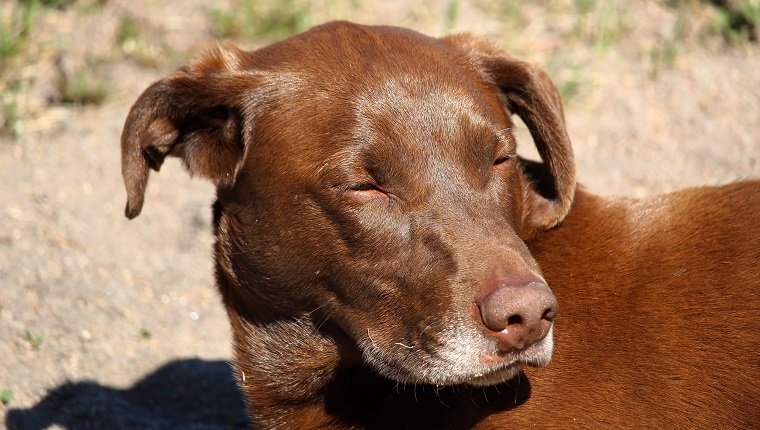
<box><xmin>121</xmin><ymin>21</ymin><xmax>759</xmax><ymax>428</ymax></box>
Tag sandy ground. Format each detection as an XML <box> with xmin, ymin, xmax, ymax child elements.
<box><xmin>1</xmin><ymin>1</ymin><xmax>758</xmax><ymax>428</ymax></box>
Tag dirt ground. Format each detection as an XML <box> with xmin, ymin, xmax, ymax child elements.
<box><xmin>1</xmin><ymin>1</ymin><xmax>758</xmax><ymax>428</ymax></box>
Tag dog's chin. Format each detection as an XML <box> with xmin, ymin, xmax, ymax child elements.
<box><xmin>463</xmin><ymin>361</ymin><xmax>527</xmax><ymax>387</ymax></box>
<box><xmin>364</xmin><ymin>327</ymin><xmax>554</xmax><ymax>387</ymax></box>
<box><xmin>462</xmin><ymin>336</ymin><xmax>554</xmax><ymax>387</ymax></box>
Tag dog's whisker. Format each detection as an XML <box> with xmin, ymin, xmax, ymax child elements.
<box><xmin>313</xmin><ymin>310</ymin><xmax>335</xmax><ymax>332</ymax></box>
<box><xmin>305</xmin><ymin>302</ymin><xmax>329</xmax><ymax>316</ymax></box>
<box><xmin>482</xmin><ymin>387</ymin><xmax>490</xmax><ymax>405</ymax></box>
<box><xmin>417</xmin><ymin>322</ymin><xmax>434</xmax><ymax>342</ymax></box>
<box><xmin>367</xmin><ymin>329</ymin><xmax>378</xmax><ymax>349</ymax></box>
<box><xmin>434</xmin><ymin>385</ymin><xmax>451</xmax><ymax>408</ymax></box>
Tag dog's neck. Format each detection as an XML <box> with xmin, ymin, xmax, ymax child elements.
<box><xmin>223</xmin><ymin>291</ymin><xmax>386</xmax><ymax>427</ymax></box>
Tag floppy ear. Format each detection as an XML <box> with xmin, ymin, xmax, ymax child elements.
<box><xmin>443</xmin><ymin>35</ymin><xmax>576</xmax><ymax>237</ymax></box>
<box><xmin>121</xmin><ymin>45</ymin><xmax>256</xmax><ymax>219</ymax></box>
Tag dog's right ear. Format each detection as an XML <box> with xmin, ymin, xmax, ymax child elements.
<box><xmin>121</xmin><ymin>45</ymin><xmax>258</xmax><ymax>219</ymax></box>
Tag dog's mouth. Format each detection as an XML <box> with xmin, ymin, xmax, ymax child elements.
<box><xmin>361</xmin><ymin>324</ymin><xmax>554</xmax><ymax>387</ymax></box>
<box><xmin>465</xmin><ymin>339</ymin><xmax>553</xmax><ymax>386</ymax></box>
<box><xmin>461</xmin><ymin>328</ymin><xmax>554</xmax><ymax>386</ymax></box>
<box><xmin>465</xmin><ymin>361</ymin><xmax>527</xmax><ymax>387</ymax></box>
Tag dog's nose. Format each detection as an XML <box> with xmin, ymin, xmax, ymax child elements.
<box><xmin>477</xmin><ymin>280</ymin><xmax>558</xmax><ymax>352</ymax></box>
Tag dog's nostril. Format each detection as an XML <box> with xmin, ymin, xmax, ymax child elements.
<box><xmin>541</xmin><ymin>306</ymin><xmax>557</xmax><ymax>322</ymax></box>
<box><xmin>506</xmin><ymin>315</ymin><xmax>523</xmax><ymax>326</ymax></box>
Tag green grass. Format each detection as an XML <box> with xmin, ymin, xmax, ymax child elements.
<box><xmin>649</xmin><ymin>11</ymin><xmax>687</xmax><ymax>76</ymax></box>
<box><xmin>1</xmin><ymin>79</ymin><xmax>25</xmax><ymax>138</ymax></box>
<box><xmin>57</xmin><ymin>71</ymin><xmax>108</xmax><ymax>105</ymax></box>
<box><xmin>574</xmin><ymin>0</ymin><xmax>597</xmax><ymax>15</ymax></box>
<box><xmin>116</xmin><ymin>14</ymin><xmax>140</xmax><ymax>47</ymax></box>
<box><xmin>54</xmin><ymin>55</ymin><xmax>108</xmax><ymax>106</ymax></box>
<box><xmin>739</xmin><ymin>0</ymin><xmax>760</xmax><ymax>25</ymax></box>
<box><xmin>573</xmin><ymin>0</ymin><xmax>629</xmax><ymax>54</ymax></box>
<box><xmin>209</xmin><ymin>0</ymin><xmax>313</xmax><ymax>41</ymax></box>
<box><xmin>559</xmin><ymin>75</ymin><xmax>582</xmax><ymax>103</ymax></box>
<box><xmin>26</xmin><ymin>330</ymin><xmax>43</xmax><ymax>349</ymax></box>
<box><xmin>0</xmin><ymin>388</ymin><xmax>13</xmax><ymax>406</ymax></box>
<box><xmin>711</xmin><ymin>0</ymin><xmax>760</xmax><ymax>43</ymax></box>
<box><xmin>115</xmin><ymin>14</ymin><xmax>164</xmax><ymax>67</ymax></box>
<box><xmin>19</xmin><ymin>0</ymin><xmax>77</xmax><ymax>9</ymax></box>
<box><xmin>0</xmin><ymin>1</ymin><xmax>37</xmax><ymax>70</ymax></box>
<box><xmin>1</xmin><ymin>99</ymin><xmax>23</xmax><ymax>138</ymax></box>
<box><xmin>0</xmin><ymin>1</ymin><xmax>36</xmax><ymax>138</ymax></box>
<box><xmin>666</xmin><ymin>0</ymin><xmax>758</xmax><ymax>44</ymax></box>
<box><xmin>444</xmin><ymin>0</ymin><xmax>460</xmax><ymax>33</ymax></box>
<box><xmin>544</xmin><ymin>56</ymin><xmax>586</xmax><ymax>105</ymax></box>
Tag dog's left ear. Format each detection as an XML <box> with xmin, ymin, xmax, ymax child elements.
<box><xmin>443</xmin><ymin>35</ymin><xmax>576</xmax><ymax>237</ymax></box>
<box><xmin>121</xmin><ymin>45</ymin><xmax>257</xmax><ymax>219</ymax></box>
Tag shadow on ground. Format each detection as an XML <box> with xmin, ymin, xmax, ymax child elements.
<box><xmin>6</xmin><ymin>359</ymin><xmax>249</xmax><ymax>430</ymax></box>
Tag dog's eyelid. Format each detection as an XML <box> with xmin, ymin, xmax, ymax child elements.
<box><xmin>348</xmin><ymin>182</ymin><xmax>383</xmax><ymax>192</ymax></box>
<box><xmin>490</xmin><ymin>131</ymin><xmax>515</xmax><ymax>166</ymax></box>
<box><xmin>494</xmin><ymin>153</ymin><xmax>514</xmax><ymax>165</ymax></box>
<box><xmin>338</xmin><ymin>181</ymin><xmax>388</xmax><ymax>197</ymax></box>
<box><xmin>492</xmin><ymin>146</ymin><xmax>516</xmax><ymax>167</ymax></box>
<box><xmin>338</xmin><ymin>182</ymin><xmax>403</xmax><ymax>207</ymax></box>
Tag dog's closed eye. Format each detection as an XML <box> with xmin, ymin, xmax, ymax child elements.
<box><xmin>493</xmin><ymin>153</ymin><xmax>514</xmax><ymax>168</ymax></box>
<box><xmin>345</xmin><ymin>183</ymin><xmax>393</xmax><ymax>204</ymax></box>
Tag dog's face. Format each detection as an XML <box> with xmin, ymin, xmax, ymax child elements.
<box><xmin>121</xmin><ymin>23</ymin><xmax>575</xmax><ymax>387</ymax></box>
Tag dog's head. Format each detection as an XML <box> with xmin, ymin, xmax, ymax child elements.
<box><xmin>121</xmin><ymin>22</ymin><xmax>575</xmax><ymax>387</ymax></box>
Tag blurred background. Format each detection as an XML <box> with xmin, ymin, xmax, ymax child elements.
<box><xmin>1</xmin><ymin>0</ymin><xmax>758</xmax><ymax>428</ymax></box>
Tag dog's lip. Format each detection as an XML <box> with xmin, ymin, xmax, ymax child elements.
<box><xmin>461</xmin><ymin>353</ymin><xmax>546</xmax><ymax>386</ymax></box>
<box><xmin>481</xmin><ymin>350</ymin><xmax>546</xmax><ymax>369</ymax></box>
<box><xmin>476</xmin><ymin>354</ymin><xmax>531</xmax><ymax>375</ymax></box>
<box><xmin>481</xmin><ymin>329</ymin><xmax>553</xmax><ymax>364</ymax></box>
<box><xmin>463</xmin><ymin>335</ymin><xmax>553</xmax><ymax>385</ymax></box>
<box><xmin>466</xmin><ymin>360</ymin><xmax>526</xmax><ymax>384</ymax></box>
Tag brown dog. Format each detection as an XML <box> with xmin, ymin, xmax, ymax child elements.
<box><xmin>121</xmin><ymin>22</ymin><xmax>759</xmax><ymax>428</ymax></box>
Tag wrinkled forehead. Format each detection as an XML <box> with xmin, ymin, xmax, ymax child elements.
<box><xmin>349</xmin><ymin>73</ymin><xmax>513</xmax><ymax>168</ymax></box>
<box><xmin>353</xmin><ymin>73</ymin><xmax>507</xmax><ymax>145</ymax></box>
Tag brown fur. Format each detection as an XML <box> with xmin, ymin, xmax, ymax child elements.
<box><xmin>121</xmin><ymin>22</ymin><xmax>759</xmax><ymax>429</ymax></box>
<box><xmin>368</xmin><ymin>182</ymin><xmax>760</xmax><ymax>429</ymax></box>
